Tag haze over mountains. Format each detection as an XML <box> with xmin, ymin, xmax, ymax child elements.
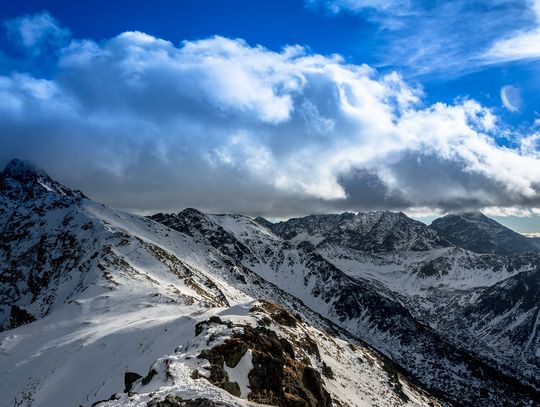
<box><xmin>1</xmin><ymin>159</ymin><xmax>539</xmax><ymax>407</ymax></box>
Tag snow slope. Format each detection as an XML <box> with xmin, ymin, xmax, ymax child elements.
<box><xmin>265</xmin><ymin>213</ymin><xmax>540</xmax><ymax>390</ymax></box>
<box><xmin>0</xmin><ymin>160</ymin><xmax>445</xmax><ymax>407</ymax></box>
<box><xmin>314</xmin><ymin>242</ymin><xmax>540</xmax><ymax>385</ymax></box>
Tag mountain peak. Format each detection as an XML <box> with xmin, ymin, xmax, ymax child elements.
<box><xmin>269</xmin><ymin>210</ymin><xmax>450</xmax><ymax>252</ymax></box>
<box><xmin>457</xmin><ymin>211</ymin><xmax>487</xmax><ymax>219</ymax></box>
<box><xmin>2</xmin><ymin>159</ymin><xmax>48</xmax><ymax>180</ymax></box>
<box><xmin>431</xmin><ymin>212</ymin><xmax>538</xmax><ymax>255</ymax></box>
<box><xmin>253</xmin><ymin>216</ymin><xmax>273</xmax><ymax>228</ymax></box>
<box><xmin>1</xmin><ymin>158</ymin><xmax>86</xmax><ymax>200</ymax></box>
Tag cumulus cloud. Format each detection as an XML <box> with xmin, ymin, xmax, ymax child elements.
<box><xmin>1</xmin><ymin>14</ymin><xmax>540</xmax><ymax>217</ymax></box>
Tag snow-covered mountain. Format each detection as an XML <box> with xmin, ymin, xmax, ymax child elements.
<box><xmin>154</xmin><ymin>211</ymin><xmax>539</xmax><ymax>405</ymax></box>
<box><xmin>267</xmin><ymin>213</ymin><xmax>539</xmax><ymax>390</ymax></box>
<box><xmin>1</xmin><ymin>159</ymin><xmax>539</xmax><ymax>406</ymax></box>
<box><xmin>268</xmin><ymin>212</ymin><xmax>450</xmax><ymax>252</ymax></box>
<box><xmin>430</xmin><ymin>212</ymin><xmax>539</xmax><ymax>255</ymax></box>
<box><xmin>431</xmin><ymin>265</ymin><xmax>539</xmax><ymax>382</ymax></box>
<box><xmin>0</xmin><ymin>160</ymin><xmax>444</xmax><ymax>406</ymax></box>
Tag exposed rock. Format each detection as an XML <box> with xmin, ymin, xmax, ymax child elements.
<box><xmin>195</xmin><ymin>316</ymin><xmax>233</xmax><ymax>336</ymax></box>
<box><xmin>321</xmin><ymin>362</ymin><xmax>334</xmax><ymax>380</ymax></box>
<box><xmin>221</xmin><ymin>381</ymin><xmax>241</xmax><ymax>397</ymax></box>
<box><xmin>269</xmin><ymin>211</ymin><xmax>451</xmax><ymax>252</ymax></box>
<box><xmin>141</xmin><ymin>369</ymin><xmax>158</xmax><ymax>386</ymax></box>
<box><xmin>251</xmin><ymin>301</ymin><xmax>299</xmax><ymax>328</ymax></box>
<box><xmin>124</xmin><ymin>372</ymin><xmax>143</xmax><ymax>393</ymax></box>
<box><xmin>8</xmin><ymin>305</ymin><xmax>36</xmax><ymax>329</ymax></box>
<box><xmin>147</xmin><ymin>395</ymin><xmax>223</xmax><ymax>407</ymax></box>
<box><xmin>253</xmin><ymin>216</ymin><xmax>274</xmax><ymax>229</ymax></box>
<box><xmin>199</xmin><ymin>323</ymin><xmax>332</xmax><ymax>407</ymax></box>
<box><xmin>1</xmin><ymin>158</ymin><xmax>87</xmax><ymax>201</ymax></box>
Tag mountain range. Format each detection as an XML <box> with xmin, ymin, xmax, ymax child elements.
<box><xmin>0</xmin><ymin>159</ymin><xmax>538</xmax><ymax>407</ymax></box>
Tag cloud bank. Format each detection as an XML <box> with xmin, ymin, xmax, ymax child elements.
<box><xmin>1</xmin><ymin>12</ymin><xmax>540</xmax><ymax>217</ymax></box>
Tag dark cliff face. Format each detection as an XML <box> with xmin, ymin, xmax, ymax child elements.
<box><xmin>150</xmin><ymin>210</ymin><xmax>252</xmax><ymax>261</ymax></box>
<box><xmin>0</xmin><ymin>160</ymin><xmax>94</xmax><ymax>331</ymax></box>
<box><xmin>253</xmin><ymin>216</ymin><xmax>274</xmax><ymax>229</ymax></box>
<box><xmin>431</xmin><ymin>212</ymin><xmax>538</xmax><ymax>255</ymax></box>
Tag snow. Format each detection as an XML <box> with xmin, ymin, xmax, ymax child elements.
<box><xmin>317</xmin><ymin>244</ymin><xmax>526</xmax><ymax>295</ymax></box>
<box><xmin>0</xmin><ymin>301</ymin><xmax>199</xmax><ymax>406</ymax></box>
<box><xmin>288</xmin><ymin>231</ymin><xmax>325</xmax><ymax>246</ymax></box>
<box><xmin>210</xmin><ymin>214</ymin><xmax>279</xmax><ymax>241</ymax></box>
<box><xmin>224</xmin><ymin>350</ymin><xmax>253</xmax><ymax>398</ymax></box>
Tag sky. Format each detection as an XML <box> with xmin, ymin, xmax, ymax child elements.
<box><xmin>1</xmin><ymin>1</ymin><xmax>540</xmax><ymax>232</ymax></box>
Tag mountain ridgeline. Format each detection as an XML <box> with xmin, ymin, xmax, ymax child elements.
<box><xmin>1</xmin><ymin>159</ymin><xmax>539</xmax><ymax>407</ymax></box>
<box><xmin>431</xmin><ymin>212</ymin><xmax>540</xmax><ymax>255</ymax></box>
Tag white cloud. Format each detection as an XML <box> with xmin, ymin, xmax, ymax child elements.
<box><xmin>484</xmin><ymin>29</ymin><xmax>540</xmax><ymax>63</ymax></box>
<box><xmin>4</xmin><ymin>12</ymin><xmax>70</xmax><ymax>56</ymax></box>
<box><xmin>482</xmin><ymin>206</ymin><xmax>540</xmax><ymax>217</ymax></box>
<box><xmin>307</xmin><ymin>0</ymin><xmax>415</xmax><ymax>16</ymax></box>
<box><xmin>534</xmin><ymin>0</ymin><xmax>540</xmax><ymax>18</ymax></box>
<box><xmin>522</xmin><ymin>231</ymin><xmax>540</xmax><ymax>237</ymax></box>
<box><xmin>520</xmin><ymin>132</ymin><xmax>540</xmax><ymax>157</ymax></box>
<box><xmin>483</xmin><ymin>0</ymin><xmax>540</xmax><ymax>63</ymax></box>
<box><xmin>2</xmin><ymin>25</ymin><xmax>540</xmax><ymax>216</ymax></box>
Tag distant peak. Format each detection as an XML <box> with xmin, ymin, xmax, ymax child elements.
<box><xmin>180</xmin><ymin>207</ymin><xmax>204</xmax><ymax>216</ymax></box>
<box><xmin>2</xmin><ymin>159</ymin><xmax>48</xmax><ymax>180</ymax></box>
<box><xmin>254</xmin><ymin>216</ymin><xmax>273</xmax><ymax>228</ymax></box>
<box><xmin>254</xmin><ymin>216</ymin><xmax>270</xmax><ymax>222</ymax></box>
<box><xmin>433</xmin><ymin>212</ymin><xmax>487</xmax><ymax>223</ymax></box>
<box><xmin>354</xmin><ymin>210</ymin><xmax>405</xmax><ymax>217</ymax></box>
<box><xmin>354</xmin><ymin>210</ymin><xmax>409</xmax><ymax>221</ymax></box>
<box><xmin>459</xmin><ymin>211</ymin><xmax>486</xmax><ymax>219</ymax></box>
<box><xmin>1</xmin><ymin>158</ymin><xmax>86</xmax><ymax>200</ymax></box>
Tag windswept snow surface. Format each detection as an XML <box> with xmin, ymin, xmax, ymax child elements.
<box><xmin>97</xmin><ymin>302</ymin><xmax>441</xmax><ymax>407</ymax></box>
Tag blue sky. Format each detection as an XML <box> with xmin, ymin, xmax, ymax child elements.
<box><xmin>1</xmin><ymin>1</ymin><xmax>540</xmax><ymax>231</ymax></box>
